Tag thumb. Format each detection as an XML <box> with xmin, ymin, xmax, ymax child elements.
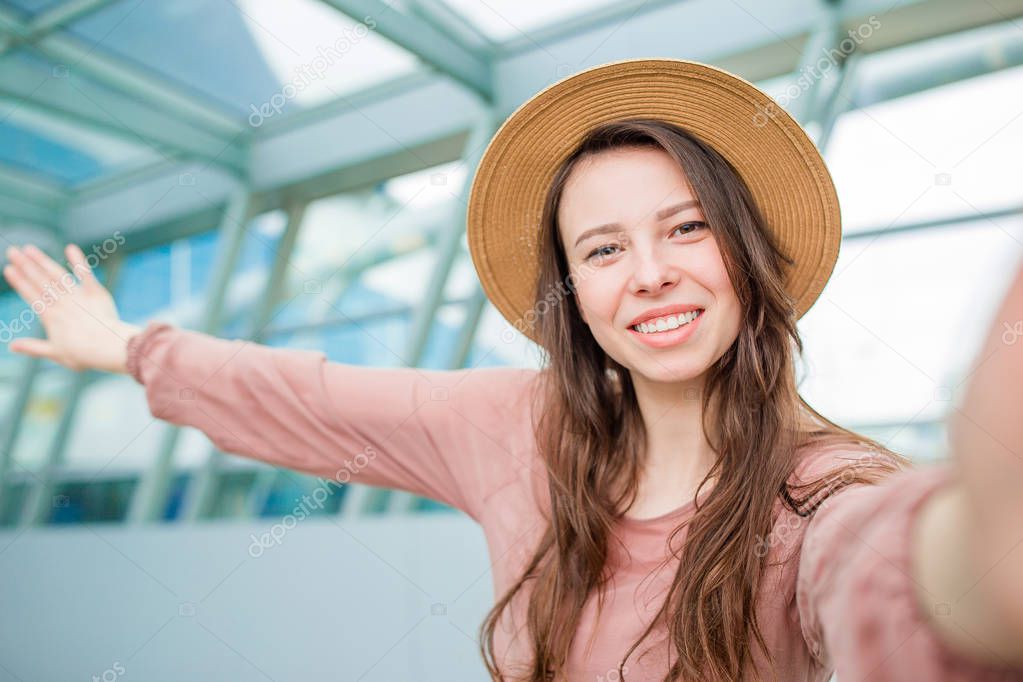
<box><xmin>9</xmin><ymin>337</ymin><xmax>55</xmax><ymax>361</ymax></box>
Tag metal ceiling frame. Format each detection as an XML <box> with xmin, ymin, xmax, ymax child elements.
<box><xmin>0</xmin><ymin>4</ymin><xmax>242</xmax><ymax>138</ymax></box>
<box><xmin>319</xmin><ymin>0</ymin><xmax>494</xmax><ymax>101</ymax></box>
<box><xmin>1</xmin><ymin>0</ymin><xmax>1020</xmax><ymax>252</ymax></box>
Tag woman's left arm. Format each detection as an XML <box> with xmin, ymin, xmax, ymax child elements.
<box><xmin>795</xmin><ymin>260</ymin><xmax>1023</xmax><ymax>681</ymax></box>
<box><xmin>911</xmin><ymin>257</ymin><xmax>1023</xmax><ymax>664</ymax></box>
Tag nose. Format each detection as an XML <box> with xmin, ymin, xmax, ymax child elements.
<box><xmin>627</xmin><ymin>243</ymin><xmax>680</xmax><ymax>295</ymax></box>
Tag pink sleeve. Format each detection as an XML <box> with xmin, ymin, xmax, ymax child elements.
<box><xmin>797</xmin><ymin>462</ymin><xmax>1023</xmax><ymax>681</ymax></box>
<box><xmin>125</xmin><ymin>321</ymin><xmax>541</xmax><ymax>522</ymax></box>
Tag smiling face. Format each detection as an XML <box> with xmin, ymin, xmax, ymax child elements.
<box><xmin>558</xmin><ymin>145</ymin><xmax>743</xmax><ymax>385</ymax></box>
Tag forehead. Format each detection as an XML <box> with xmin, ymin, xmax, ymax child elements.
<box><xmin>557</xmin><ymin>146</ymin><xmax>697</xmax><ymax>236</ymax></box>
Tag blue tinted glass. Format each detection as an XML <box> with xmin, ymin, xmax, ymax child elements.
<box><xmin>0</xmin><ymin>119</ymin><xmax>102</xmax><ymax>184</ymax></box>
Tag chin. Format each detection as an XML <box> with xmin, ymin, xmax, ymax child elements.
<box><xmin>631</xmin><ymin>357</ymin><xmax>708</xmax><ymax>385</ymax></box>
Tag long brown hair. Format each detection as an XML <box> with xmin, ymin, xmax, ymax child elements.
<box><xmin>478</xmin><ymin>119</ymin><xmax>909</xmax><ymax>681</ymax></box>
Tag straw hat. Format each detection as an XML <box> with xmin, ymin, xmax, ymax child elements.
<box><xmin>465</xmin><ymin>58</ymin><xmax>841</xmax><ymax>346</ymax></box>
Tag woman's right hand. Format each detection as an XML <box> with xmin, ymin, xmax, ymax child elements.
<box><xmin>2</xmin><ymin>243</ymin><xmax>141</xmax><ymax>374</ymax></box>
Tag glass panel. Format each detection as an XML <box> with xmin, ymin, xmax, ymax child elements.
<box><xmin>267</xmin><ymin>314</ymin><xmax>413</xmax><ymax>368</ymax></box>
<box><xmin>219</xmin><ymin>209</ymin><xmax>287</xmax><ymax>339</ymax></box>
<box><xmin>470</xmin><ymin>302</ymin><xmax>546</xmax><ymax>370</ymax></box>
<box><xmin>0</xmin><ymin>51</ymin><xmax>165</xmax><ymax>186</ymax></box>
<box><xmin>0</xmin><ymin>481</ymin><xmax>28</xmax><ymax>526</ymax></box>
<box><xmin>439</xmin><ymin>0</ymin><xmax>619</xmax><ymax>41</ymax></box>
<box><xmin>414</xmin><ymin>497</ymin><xmax>457</xmax><ymax>514</ymax></box>
<box><xmin>160</xmin><ymin>472</ymin><xmax>190</xmax><ymax>521</ymax></box>
<box><xmin>60</xmin><ymin>372</ymin><xmax>169</xmax><ymax>470</ymax></box>
<box><xmin>826</xmin><ymin>62</ymin><xmax>1023</xmax><ymax>234</ymax></box>
<box><xmin>205</xmin><ymin>469</ymin><xmax>258</xmax><ymax>520</ymax></box>
<box><xmin>2</xmin><ymin>0</ymin><xmax>62</xmax><ymax>17</ymax></box>
<box><xmin>858</xmin><ymin>421</ymin><xmax>948</xmax><ymax>465</ymax></box>
<box><xmin>68</xmin><ymin>0</ymin><xmax>420</xmax><ymax>118</ymax></box>
<box><xmin>267</xmin><ymin>161</ymin><xmax>465</xmax><ymax>348</ymax></box>
<box><xmin>419</xmin><ymin>301</ymin><xmax>468</xmax><ymax>369</ymax></box>
<box><xmin>798</xmin><ymin>215</ymin><xmax>1023</xmax><ymax>434</ymax></box>
<box><xmin>255</xmin><ymin>470</ymin><xmax>345</xmax><ymax>519</ymax></box>
<box><xmin>50</xmin><ymin>476</ymin><xmax>136</xmax><ymax>524</ymax></box>
<box><xmin>0</xmin><ymin>290</ymin><xmax>35</xmax><ymax>371</ymax></box>
<box><xmin>9</xmin><ymin>367</ymin><xmax>76</xmax><ymax>473</ymax></box>
<box><xmin>0</xmin><ymin>117</ymin><xmax>102</xmax><ymax>185</ymax></box>
<box><xmin>110</xmin><ymin>244</ymin><xmax>173</xmax><ymax>324</ymax></box>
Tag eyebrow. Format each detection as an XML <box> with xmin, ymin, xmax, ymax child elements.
<box><xmin>572</xmin><ymin>199</ymin><xmax>702</xmax><ymax>249</ymax></box>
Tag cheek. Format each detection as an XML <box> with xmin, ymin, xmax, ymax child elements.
<box><xmin>572</xmin><ymin>272</ymin><xmax>618</xmax><ymax>325</ymax></box>
<box><xmin>697</xmin><ymin>241</ymin><xmax>738</xmax><ymax>301</ymax></box>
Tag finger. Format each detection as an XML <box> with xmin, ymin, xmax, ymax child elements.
<box><xmin>24</xmin><ymin>244</ymin><xmax>75</xmax><ymax>292</ymax></box>
<box><xmin>8</xmin><ymin>337</ymin><xmax>54</xmax><ymax>361</ymax></box>
<box><xmin>3</xmin><ymin>262</ymin><xmax>44</xmax><ymax>304</ymax></box>
<box><xmin>65</xmin><ymin>243</ymin><xmax>101</xmax><ymax>291</ymax></box>
<box><xmin>6</xmin><ymin>245</ymin><xmax>53</xmax><ymax>296</ymax></box>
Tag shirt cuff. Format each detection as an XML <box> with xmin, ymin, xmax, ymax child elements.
<box><xmin>125</xmin><ymin>321</ymin><xmax>174</xmax><ymax>384</ymax></box>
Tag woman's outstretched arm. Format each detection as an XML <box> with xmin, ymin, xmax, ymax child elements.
<box><xmin>2</xmin><ymin>243</ymin><xmax>542</xmax><ymax>522</ymax></box>
<box><xmin>796</xmin><ymin>259</ymin><xmax>1023</xmax><ymax>680</ymax></box>
<box><xmin>911</xmin><ymin>257</ymin><xmax>1023</xmax><ymax>663</ymax></box>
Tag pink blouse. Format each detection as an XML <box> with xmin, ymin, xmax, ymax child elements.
<box><xmin>126</xmin><ymin>322</ymin><xmax>1023</xmax><ymax>681</ymax></box>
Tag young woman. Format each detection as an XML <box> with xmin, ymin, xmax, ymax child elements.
<box><xmin>4</xmin><ymin>59</ymin><xmax>1022</xmax><ymax>681</ymax></box>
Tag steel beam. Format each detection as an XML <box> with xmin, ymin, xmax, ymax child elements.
<box><xmin>32</xmin><ymin>34</ymin><xmax>240</xmax><ymax>137</ymax></box>
<box><xmin>247</xmin><ymin>219</ymin><xmax>446</xmax><ymax>519</ymax></box>
<box><xmin>383</xmin><ymin>113</ymin><xmax>496</xmax><ymax>515</ymax></box>
<box><xmin>126</xmin><ymin>189</ymin><xmax>254</xmax><ymax>524</ymax></box>
<box><xmin>0</xmin><ymin>164</ymin><xmax>65</xmax><ymax>206</ymax></box>
<box><xmin>407</xmin><ymin>0</ymin><xmax>495</xmax><ymax>54</ymax></box>
<box><xmin>0</xmin><ymin>0</ymin><xmax>119</xmax><ymax>56</ymax></box>
<box><xmin>0</xmin><ymin>82</ymin><xmax>246</xmax><ymax>176</ymax></box>
<box><xmin>0</xmin><ymin>201</ymin><xmax>62</xmax><ymax>232</ymax></box>
<box><xmin>448</xmin><ymin>278</ymin><xmax>489</xmax><ymax>371</ymax></box>
<box><xmin>788</xmin><ymin>0</ymin><xmax>846</xmax><ymax>128</ymax></box>
<box><xmin>180</xmin><ymin>201</ymin><xmax>308</xmax><ymax>522</ymax></box>
<box><xmin>0</xmin><ymin>14</ymin><xmax>243</xmax><ymax>140</ymax></box>
<box><xmin>0</xmin><ymin>352</ymin><xmax>42</xmax><ymax>518</ymax></box>
<box><xmin>17</xmin><ymin>253</ymin><xmax>123</xmax><ymax>526</ymax></box>
<box><xmin>318</xmin><ymin>0</ymin><xmax>493</xmax><ymax>101</ymax></box>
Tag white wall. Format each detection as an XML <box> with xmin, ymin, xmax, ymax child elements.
<box><xmin>0</xmin><ymin>514</ymin><xmax>494</xmax><ymax>681</ymax></box>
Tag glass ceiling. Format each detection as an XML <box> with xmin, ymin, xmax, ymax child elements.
<box><xmin>1</xmin><ymin>50</ymin><xmax>162</xmax><ymax>184</ymax></box>
<box><xmin>67</xmin><ymin>0</ymin><xmax>422</xmax><ymax>114</ymax></box>
<box><xmin>3</xmin><ymin>0</ymin><xmax>65</xmax><ymax>15</ymax></box>
<box><xmin>0</xmin><ymin>0</ymin><xmax>645</xmax><ymax>192</ymax></box>
<box><xmin>437</xmin><ymin>0</ymin><xmax>621</xmax><ymax>40</ymax></box>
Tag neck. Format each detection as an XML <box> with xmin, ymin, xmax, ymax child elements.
<box><xmin>629</xmin><ymin>370</ymin><xmax>718</xmax><ymax>506</ymax></box>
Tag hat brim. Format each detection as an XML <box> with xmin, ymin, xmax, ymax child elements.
<box><xmin>466</xmin><ymin>58</ymin><xmax>841</xmax><ymax>346</ymax></box>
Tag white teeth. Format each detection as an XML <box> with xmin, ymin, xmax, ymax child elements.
<box><xmin>632</xmin><ymin>310</ymin><xmax>702</xmax><ymax>334</ymax></box>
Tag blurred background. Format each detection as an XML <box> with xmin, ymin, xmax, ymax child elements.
<box><xmin>0</xmin><ymin>0</ymin><xmax>1021</xmax><ymax>679</ymax></box>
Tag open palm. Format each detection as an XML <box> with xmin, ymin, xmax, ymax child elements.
<box><xmin>2</xmin><ymin>244</ymin><xmax>140</xmax><ymax>373</ymax></box>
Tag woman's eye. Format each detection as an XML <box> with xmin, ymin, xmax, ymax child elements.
<box><xmin>672</xmin><ymin>221</ymin><xmax>707</xmax><ymax>237</ymax></box>
<box><xmin>586</xmin><ymin>244</ymin><xmax>619</xmax><ymax>261</ymax></box>
<box><xmin>584</xmin><ymin>222</ymin><xmax>707</xmax><ymax>262</ymax></box>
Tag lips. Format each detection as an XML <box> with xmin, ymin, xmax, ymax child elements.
<box><xmin>626</xmin><ymin>307</ymin><xmax>705</xmax><ymax>348</ymax></box>
<box><xmin>627</xmin><ymin>304</ymin><xmax>705</xmax><ymax>328</ymax></box>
